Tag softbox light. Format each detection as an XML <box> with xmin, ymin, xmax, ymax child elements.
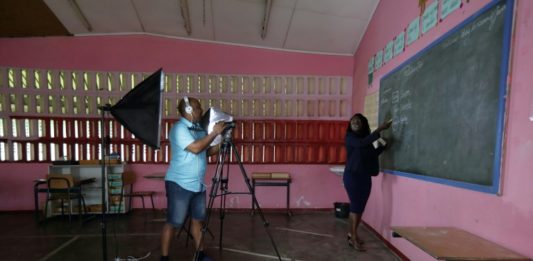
<box><xmin>110</xmin><ymin>69</ymin><xmax>164</xmax><ymax>149</ymax></box>
<box><xmin>200</xmin><ymin>107</ymin><xmax>234</xmax><ymax>146</ymax></box>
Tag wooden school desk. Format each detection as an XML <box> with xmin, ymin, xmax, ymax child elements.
<box><xmin>392</xmin><ymin>227</ymin><xmax>530</xmax><ymax>260</ymax></box>
<box><xmin>251</xmin><ymin>172</ymin><xmax>292</xmax><ymax>216</ymax></box>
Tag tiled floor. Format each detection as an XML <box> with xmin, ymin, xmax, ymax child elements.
<box><xmin>0</xmin><ymin>210</ymin><xmax>402</xmax><ymax>261</ymax></box>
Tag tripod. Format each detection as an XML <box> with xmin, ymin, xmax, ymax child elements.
<box><xmin>194</xmin><ymin>132</ymin><xmax>282</xmax><ymax>261</ymax></box>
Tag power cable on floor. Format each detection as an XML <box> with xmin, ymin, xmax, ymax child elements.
<box><xmin>114</xmin><ymin>251</ymin><xmax>151</xmax><ymax>261</ymax></box>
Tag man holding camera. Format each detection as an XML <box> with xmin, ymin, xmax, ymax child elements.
<box><xmin>160</xmin><ymin>96</ymin><xmax>225</xmax><ymax>261</ymax></box>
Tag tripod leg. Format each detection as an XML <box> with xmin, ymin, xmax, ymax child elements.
<box><xmin>194</xmin><ymin>144</ymin><xmax>230</xmax><ymax>261</ymax></box>
<box><xmin>193</xmin><ymin>174</ymin><xmax>220</xmax><ymax>261</ymax></box>
<box><xmin>251</xmin><ymin>180</ymin><xmax>256</xmax><ymax>215</ymax></box>
<box><xmin>219</xmin><ymin>177</ymin><xmax>228</xmax><ymax>250</ymax></box>
<box><xmin>229</xmin><ymin>142</ymin><xmax>283</xmax><ymax>261</ymax></box>
<box><xmin>287</xmin><ymin>182</ymin><xmax>292</xmax><ymax>217</ymax></box>
<box><xmin>175</xmin><ymin>216</ymin><xmax>192</xmax><ymax>247</ymax></box>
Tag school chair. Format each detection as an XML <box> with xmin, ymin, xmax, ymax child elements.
<box><xmin>43</xmin><ymin>174</ymin><xmax>88</xmax><ymax>223</ymax></box>
<box><xmin>122</xmin><ymin>171</ymin><xmax>156</xmax><ymax>213</ymax></box>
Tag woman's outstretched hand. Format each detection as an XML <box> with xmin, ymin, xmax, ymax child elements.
<box><xmin>377</xmin><ymin>119</ymin><xmax>392</xmax><ymax>132</ymax></box>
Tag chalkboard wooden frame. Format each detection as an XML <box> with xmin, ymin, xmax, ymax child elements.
<box><xmin>378</xmin><ymin>0</ymin><xmax>514</xmax><ymax>194</ymax></box>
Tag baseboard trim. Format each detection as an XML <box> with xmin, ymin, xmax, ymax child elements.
<box><xmin>215</xmin><ymin>208</ymin><xmax>332</xmax><ymax>213</ymax></box>
<box><xmin>362</xmin><ymin>220</ymin><xmax>409</xmax><ymax>261</ymax></box>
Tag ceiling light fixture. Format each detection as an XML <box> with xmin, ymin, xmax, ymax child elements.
<box><xmin>69</xmin><ymin>0</ymin><xmax>92</xmax><ymax>32</ymax></box>
<box><xmin>261</xmin><ymin>0</ymin><xmax>273</xmax><ymax>39</ymax></box>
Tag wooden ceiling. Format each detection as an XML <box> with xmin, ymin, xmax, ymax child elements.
<box><xmin>0</xmin><ymin>0</ymin><xmax>70</xmax><ymax>37</ymax></box>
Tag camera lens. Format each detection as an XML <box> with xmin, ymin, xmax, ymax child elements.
<box><xmin>225</xmin><ymin>121</ymin><xmax>236</xmax><ymax>129</ymax></box>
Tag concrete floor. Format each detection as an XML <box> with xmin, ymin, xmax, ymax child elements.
<box><xmin>0</xmin><ymin>210</ymin><xmax>402</xmax><ymax>261</ymax></box>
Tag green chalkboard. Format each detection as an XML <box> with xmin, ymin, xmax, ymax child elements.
<box><xmin>378</xmin><ymin>0</ymin><xmax>513</xmax><ymax>193</ymax></box>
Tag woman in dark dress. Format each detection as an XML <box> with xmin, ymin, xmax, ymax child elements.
<box><xmin>343</xmin><ymin>113</ymin><xmax>391</xmax><ymax>251</ymax></box>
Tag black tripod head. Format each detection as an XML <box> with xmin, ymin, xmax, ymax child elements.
<box><xmin>221</xmin><ymin>122</ymin><xmax>235</xmax><ymax>143</ymax></box>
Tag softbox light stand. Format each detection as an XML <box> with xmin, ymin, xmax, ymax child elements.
<box><xmin>97</xmin><ymin>68</ymin><xmax>164</xmax><ymax>261</ymax></box>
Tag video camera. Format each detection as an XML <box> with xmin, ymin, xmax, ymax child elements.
<box><xmin>200</xmin><ymin>107</ymin><xmax>235</xmax><ymax>145</ymax></box>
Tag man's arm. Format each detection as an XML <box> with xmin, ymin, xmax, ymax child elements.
<box><xmin>186</xmin><ymin>122</ymin><xmax>225</xmax><ymax>154</ymax></box>
<box><xmin>207</xmin><ymin>144</ymin><xmax>221</xmax><ymax>156</ymax></box>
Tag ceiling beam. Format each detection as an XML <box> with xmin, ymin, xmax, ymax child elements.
<box><xmin>131</xmin><ymin>0</ymin><xmax>146</xmax><ymax>32</ymax></box>
<box><xmin>69</xmin><ymin>0</ymin><xmax>92</xmax><ymax>32</ymax></box>
<box><xmin>180</xmin><ymin>0</ymin><xmax>192</xmax><ymax>35</ymax></box>
<box><xmin>261</xmin><ymin>0</ymin><xmax>273</xmax><ymax>39</ymax></box>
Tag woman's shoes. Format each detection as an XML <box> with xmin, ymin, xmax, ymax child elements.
<box><xmin>347</xmin><ymin>239</ymin><xmax>367</xmax><ymax>252</ymax></box>
<box><xmin>347</xmin><ymin>233</ymin><xmax>365</xmax><ymax>245</ymax></box>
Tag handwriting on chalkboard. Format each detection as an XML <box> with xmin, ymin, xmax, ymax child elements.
<box><xmin>404</xmin><ymin>61</ymin><xmax>424</xmax><ymax>77</ymax></box>
<box><xmin>462</xmin><ymin>5</ymin><xmax>505</xmax><ymax>39</ymax></box>
<box><xmin>401</xmin><ymin>89</ymin><xmax>411</xmax><ymax>99</ymax></box>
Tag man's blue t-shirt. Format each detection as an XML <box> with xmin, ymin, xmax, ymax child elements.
<box><xmin>165</xmin><ymin>118</ymin><xmax>207</xmax><ymax>192</ymax></box>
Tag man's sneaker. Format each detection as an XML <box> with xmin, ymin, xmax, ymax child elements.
<box><xmin>194</xmin><ymin>251</ymin><xmax>214</xmax><ymax>261</ymax></box>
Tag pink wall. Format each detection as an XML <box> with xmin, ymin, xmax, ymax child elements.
<box><xmin>0</xmin><ymin>35</ymin><xmax>350</xmax><ymax>212</ymax></box>
<box><xmin>0</xmin><ymin>35</ymin><xmax>353</xmax><ymax>75</ymax></box>
<box><xmin>130</xmin><ymin>164</ymin><xmax>346</xmax><ymax>210</ymax></box>
<box><xmin>0</xmin><ymin>163</ymin><xmax>346</xmax><ymax>212</ymax></box>
<box><xmin>353</xmin><ymin>0</ymin><xmax>533</xmax><ymax>259</ymax></box>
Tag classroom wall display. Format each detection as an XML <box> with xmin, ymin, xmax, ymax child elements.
<box><xmin>375</xmin><ymin>50</ymin><xmax>383</xmax><ymax>70</ymax></box>
<box><xmin>364</xmin><ymin>91</ymin><xmax>379</xmax><ymax>131</ymax></box>
<box><xmin>393</xmin><ymin>31</ymin><xmax>405</xmax><ymax>57</ymax></box>
<box><xmin>378</xmin><ymin>0</ymin><xmax>514</xmax><ymax>194</ymax></box>
<box><xmin>384</xmin><ymin>40</ymin><xmax>394</xmax><ymax>63</ymax></box>
<box><xmin>441</xmin><ymin>0</ymin><xmax>462</xmax><ymax>20</ymax></box>
<box><xmin>368</xmin><ymin>56</ymin><xmax>374</xmax><ymax>75</ymax></box>
<box><xmin>368</xmin><ymin>55</ymin><xmax>375</xmax><ymax>85</ymax></box>
<box><xmin>421</xmin><ymin>1</ymin><xmax>439</xmax><ymax>34</ymax></box>
<box><xmin>407</xmin><ymin>17</ymin><xmax>420</xmax><ymax>46</ymax></box>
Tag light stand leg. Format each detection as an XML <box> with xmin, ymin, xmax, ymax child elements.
<box><xmin>98</xmin><ymin>105</ymin><xmax>110</xmax><ymax>261</ymax></box>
